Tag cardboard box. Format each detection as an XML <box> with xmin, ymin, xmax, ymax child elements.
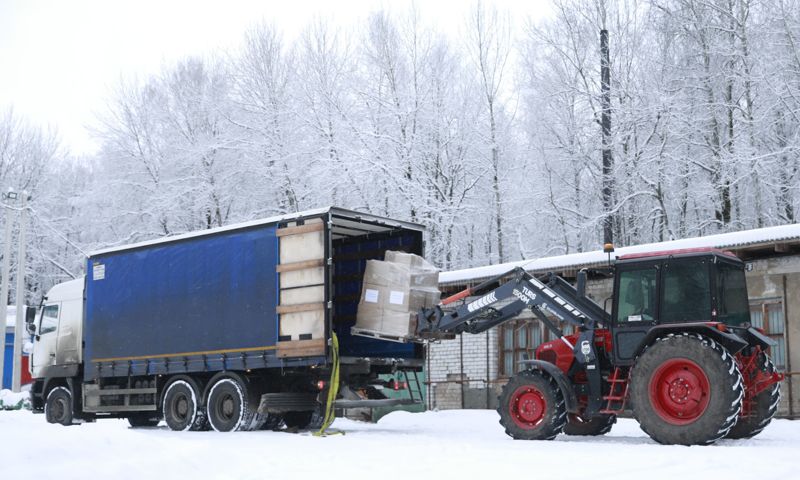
<box><xmin>355</xmin><ymin>251</ymin><xmax>441</xmax><ymax>338</ymax></box>
<box><xmin>362</xmin><ymin>260</ymin><xmax>411</xmax><ymax>287</ymax></box>
<box><xmin>355</xmin><ymin>302</ymin><xmax>383</xmax><ymax>331</ymax></box>
<box><xmin>381</xmin><ymin>311</ymin><xmax>417</xmax><ymax>336</ymax></box>
<box><xmin>384</xmin><ymin>250</ymin><xmax>424</xmax><ymax>268</ymax></box>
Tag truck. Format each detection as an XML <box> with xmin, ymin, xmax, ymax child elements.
<box><xmin>27</xmin><ymin>207</ymin><xmax>425</xmax><ymax>431</ymax></box>
<box><xmin>414</xmin><ymin>247</ymin><xmax>785</xmax><ymax>445</ymax></box>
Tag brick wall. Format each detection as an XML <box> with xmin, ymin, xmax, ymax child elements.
<box><xmin>427</xmin><ymin>329</ymin><xmax>499</xmax><ymax>410</ymax></box>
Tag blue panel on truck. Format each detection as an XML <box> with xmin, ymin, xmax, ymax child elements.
<box><xmin>84</xmin><ymin>226</ymin><xmax>279</xmax><ymax>381</ymax></box>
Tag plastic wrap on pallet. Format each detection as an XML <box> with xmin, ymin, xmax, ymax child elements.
<box><xmin>354</xmin><ymin>251</ymin><xmax>440</xmax><ymax>339</ymax></box>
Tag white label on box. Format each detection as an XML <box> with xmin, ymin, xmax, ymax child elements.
<box><xmin>389</xmin><ymin>290</ymin><xmax>405</xmax><ymax>305</ymax></box>
<box><xmin>364</xmin><ymin>289</ymin><xmax>379</xmax><ymax>303</ymax></box>
<box><xmin>92</xmin><ymin>263</ymin><xmax>105</xmax><ymax>281</ymax></box>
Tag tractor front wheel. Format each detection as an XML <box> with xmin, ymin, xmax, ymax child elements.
<box><xmin>631</xmin><ymin>333</ymin><xmax>743</xmax><ymax>445</ymax></box>
<box><xmin>498</xmin><ymin>370</ymin><xmax>566</xmax><ymax>440</ymax></box>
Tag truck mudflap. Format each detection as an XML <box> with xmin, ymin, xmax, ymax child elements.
<box><xmin>519</xmin><ymin>359</ymin><xmax>579</xmax><ymax>414</ymax></box>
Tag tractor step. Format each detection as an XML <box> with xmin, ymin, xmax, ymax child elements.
<box><xmin>600</xmin><ymin>367</ymin><xmax>631</xmax><ymax>414</ymax></box>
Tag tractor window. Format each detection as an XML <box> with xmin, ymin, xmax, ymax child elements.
<box><xmin>660</xmin><ymin>261</ymin><xmax>711</xmax><ymax>322</ymax></box>
<box><xmin>716</xmin><ymin>263</ymin><xmax>750</xmax><ymax>326</ymax></box>
<box><xmin>616</xmin><ymin>268</ymin><xmax>657</xmax><ymax>323</ymax></box>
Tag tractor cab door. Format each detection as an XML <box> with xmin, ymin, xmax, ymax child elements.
<box><xmin>611</xmin><ymin>264</ymin><xmax>659</xmax><ymax>365</ymax></box>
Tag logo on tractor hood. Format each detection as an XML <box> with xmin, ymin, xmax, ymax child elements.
<box><xmin>467</xmin><ymin>292</ymin><xmax>498</xmax><ymax>312</ymax></box>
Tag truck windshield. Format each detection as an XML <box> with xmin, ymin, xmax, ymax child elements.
<box><xmin>716</xmin><ymin>262</ymin><xmax>750</xmax><ymax>326</ymax></box>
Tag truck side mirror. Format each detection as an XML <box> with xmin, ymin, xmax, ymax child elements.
<box><xmin>577</xmin><ymin>269</ymin><xmax>587</xmax><ymax>298</ymax></box>
<box><xmin>25</xmin><ymin>306</ymin><xmax>37</xmax><ymax>335</ymax></box>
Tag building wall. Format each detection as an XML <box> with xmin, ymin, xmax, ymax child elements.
<box><xmin>429</xmin><ymin>257</ymin><xmax>799</xmax><ymax>418</ymax></box>
<box><xmin>744</xmin><ymin>256</ymin><xmax>799</xmax><ymax>417</ymax></box>
<box><xmin>427</xmin><ymin>330</ymin><xmax>499</xmax><ymax>410</ymax></box>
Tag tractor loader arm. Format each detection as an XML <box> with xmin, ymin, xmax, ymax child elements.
<box><xmin>416</xmin><ymin>267</ymin><xmax>610</xmax><ymax>414</ymax></box>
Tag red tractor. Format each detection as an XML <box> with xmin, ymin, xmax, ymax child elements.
<box><xmin>417</xmin><ymin>248</ymin><xmax>783</xmax><ymax>445</ymax></box>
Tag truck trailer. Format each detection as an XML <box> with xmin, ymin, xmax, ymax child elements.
<box><xmin>28</xmin><ymin>207</ymin><xmax>425</xmax><ymax>431</ymax></box>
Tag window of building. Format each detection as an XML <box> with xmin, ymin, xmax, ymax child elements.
<box><xmin>750</xmin><ymin>300</ymin><xmax>786</xmax><ymax>370</ymax></box>
<box><xmin>499</xmin><ymin>318</ymin><xmax>576</xmax><ymax>377</ymax></box>
<box><xmin>499</xmin><ymin>320</ymin><xmax>541</xmax><ymax>377</ymax></box>
<box><xmin>40</xmin><ymin>304</ymin><xmax>59</xmax><ymax>335</ymax></box>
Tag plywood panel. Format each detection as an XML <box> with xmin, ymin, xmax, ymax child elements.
<box><xmin>277</xmin><ymin>338</ymin><xmax>326</xmax><ymax>358</ymax></box>
<box><xmin>280</xmin><ymin>310</ymin><xmax>325</xmax><ymax>338</ymax></box>
<box><xmin>280</xmin><ymin>285</ymin><xmax>324</xmax><ymax>306</ymax></box>
<box><xmin>280</xmin><ymin>267</ymin><xmax>325</xmax><ymax>289</ymax></box>
<box><xmin>280</xmin><ymin>230</ymin><xmax>324</xmax><ymax>263</ymax></box>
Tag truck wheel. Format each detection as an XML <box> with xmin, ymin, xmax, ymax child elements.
<box><xmin>207</xmin><ymin>374</ymin><xmax>258</xmax><ymax>432</ymax></box>
<box><xmin>497</xmin><ymin>370</ymin><xmax>566</xmax><ymax>440</ymax></box>
<box><xmin>128</xmin><ymin>414</ymin><xmax>160</xmax><ymax>428</ymax></box>
<box><xmin>631</xmin><ymin>333</ymin><xmax>743</xmax><ymax>445</ymax></box>
<box><xmin>726</xmin><ymin>353</ymin><xmax>781</xmax><ymax>439</ymax></box>
<box><xmin>45</xmin><ymin>386</ymin><xmax>74</xmax><ymax>426</ymax></box>
<box><xmin>563</xmin><ymin>414</ymin><xmax>616</xmax><ymax>436</ymax></box>
<box><xmin>163</xmin><ymin>379</ymin><xmax>206</xmax><ymax>431</ymax></box>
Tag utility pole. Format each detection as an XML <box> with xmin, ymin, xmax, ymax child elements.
<box><xmin>0</xmin><ymin>189</ymin><xmax>18</xmax><ymax>390</ymax></box>
<box><xmin>12</xmin><ymin>191</ymin><xmax>28</xmax><ymax>392</ymax></box>
<box><xmin>600</xmin><ymin>29</ymin><xmax>614</xmax><ymax>245</ymax></box>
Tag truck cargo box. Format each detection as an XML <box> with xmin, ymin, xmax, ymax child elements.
<box><xmin>84</xmin><ymin>207</ymin><xmax>425</xmax><ymax>382</ymax></box>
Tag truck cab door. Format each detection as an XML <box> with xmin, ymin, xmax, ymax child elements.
<box><xmin>31</xmin><ymin>303</ymin><xmax>60</xmax><ymax>377</ymax></box>
<box><xmin>611</xmin><ymin>265</ymin><xmax>659</xmax><ymax>365</ymax></box>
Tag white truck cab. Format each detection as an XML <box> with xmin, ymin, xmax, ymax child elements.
<box><xmin>31</xmin><ymin>277</ymin><xmax>84</xmax><ymax>379</ymax></box>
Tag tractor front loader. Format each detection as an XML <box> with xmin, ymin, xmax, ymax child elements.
<box><xmin>415</xmin><ymin>248</ymin><xmax>784</xmax><ymax>446</ymax></box>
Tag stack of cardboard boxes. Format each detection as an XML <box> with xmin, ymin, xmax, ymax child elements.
<box><xmin>353</xmin><ymin>251</ymin><xmax>440</xmax><ymax>339</ymax></box>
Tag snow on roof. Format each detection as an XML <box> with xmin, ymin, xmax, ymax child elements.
<box><xmin>439</xmin><ymin>223</ymin><xmax>800</xmax><ymax>286</ymax></box>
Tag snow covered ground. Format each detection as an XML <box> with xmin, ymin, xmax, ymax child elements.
<box><xmin>0</xmin><ymin>410</ymin><xmax>797</xmax><ymax>479</ymax></box>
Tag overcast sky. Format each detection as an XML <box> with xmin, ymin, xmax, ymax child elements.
<box><xmin>0</xmin><ymin>0</ymin><xmax>551</xmax><ymax>156</ymax></box>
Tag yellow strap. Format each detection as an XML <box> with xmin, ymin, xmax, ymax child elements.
<box><xmin>314</xmin><ymin>332</ymin><xmax>344</xmax><ymax>437</ymax></box>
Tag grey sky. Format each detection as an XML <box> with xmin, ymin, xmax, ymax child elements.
<box><xmin>0</xmin><ymin>0</ymin><xmax>551</xmax><ymax>155</ymax></box>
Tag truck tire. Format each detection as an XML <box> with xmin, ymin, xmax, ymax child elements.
<box><xmin>497</xmin><ymin>370</ymin><xmax>566</xmax><ymax>440</ymax></box>
<box><xmin>163</xmin><ymin>379</ymin><xmax>206</xmax><ymax>431</ymax></box>
<box><xmin>206</xmin><ymin>374</ymin><xmax>258</xmax><ymax>432</ymax></box>
<box><xmin>726</xmin><ymin>353</ymin><xmax>781</xmax><ymax>439</ymax></box>
<box><xmin>45</xmin><ymin>386</ymin><xmax>74</xmax><ymax>426</ymax></box>
<box><xmin>631</xmin><ymin>333</ymin><xmax>744</xmax><ymax>445</ymax></box>
<box><xmin>128</xmin><ymin>414</ymin><xmax>160</xmax><ymax>428</ymax></box>
<box><xmin>563</xmin><ymin>414</ymin><xmax>616</xmax><ymax>436</ymax></box>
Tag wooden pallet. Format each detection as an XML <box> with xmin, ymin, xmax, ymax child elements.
<box><xmin>350</xmin><ymin>327</ymin><xmax>415</xmax><ymax>344</ymax></box>
<box><xmin>350</xmin><ymin>327</ymin><xmax>455</xmax><ymax>344</ymax></box>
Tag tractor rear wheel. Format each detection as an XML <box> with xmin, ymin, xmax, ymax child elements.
<box><xmin>631</xmin><ymin>333</ymin><xmax>743</xmax><ymax>445</ymax></box>
<box><xmin>726</xmin><ymin>352</ymin><xmax>781</xmax><ymax>439</ymax></box>
<box><xmin>563</xmin><ymin>414</ymin><xmax>616</xmax><ymax>436</ymax></box>
<box><xmin>498</xmin><ymin>370</ymin><xmax>566</xmax><ymax>440</ymax></box>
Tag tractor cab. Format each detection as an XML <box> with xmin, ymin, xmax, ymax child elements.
<box><xmin>610</xmin><ymin>248</ymin><xmax>750</xmax><ymax>364</ymax></box>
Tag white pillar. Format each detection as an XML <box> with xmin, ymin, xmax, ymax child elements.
<box><xmin>12</xmin><ymin>192</ymin><xmax>27</xmax><ymax>392</ymax></box>
<box><xmin>0</xmin><ymin>195</ymin><xmax>15</xmax><ymax>390</ymax></box>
